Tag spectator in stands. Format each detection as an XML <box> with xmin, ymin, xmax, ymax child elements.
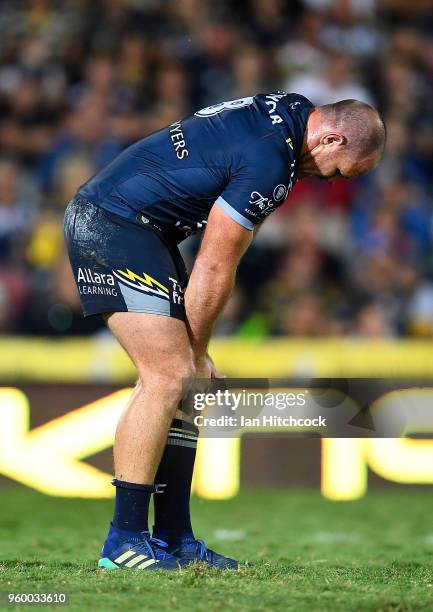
<box><xmin>0</xmin><ymin>0</ymin><xmax>430</xmax><ymax>338</ymax></box>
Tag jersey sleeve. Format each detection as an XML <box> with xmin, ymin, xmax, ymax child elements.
<box><xmin>215</xmin><ymin>140</ymin><xmax>290</xmax><ymax>230</ymax></box>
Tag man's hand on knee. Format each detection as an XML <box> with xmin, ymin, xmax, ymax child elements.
<box><xmin>195</xmin><ymin>352</ymin><xmax>226</xmax><ymax>380</ymax></box>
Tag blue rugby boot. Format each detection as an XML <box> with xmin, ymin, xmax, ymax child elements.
<box><xmin>166</xmin><ymin>534</ymin><xmax>238</xmax><ymax>569</ymax></box>
<box><xmin>98</xmin><ymin>524</ymin><xmax>186</xmax><ymax>570</ymax></box>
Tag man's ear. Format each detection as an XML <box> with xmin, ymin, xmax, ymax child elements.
<box><xmin>321</xmin><ymin>133</ymin><xmax>346</xmax><ymax>146</ymax></box>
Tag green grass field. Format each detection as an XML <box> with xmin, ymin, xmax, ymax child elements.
<box><xmin>1</xmin><ymin>487</ymin><xmax>433</xmax><ymax>611</ymax></box>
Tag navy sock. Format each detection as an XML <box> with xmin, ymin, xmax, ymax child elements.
<box><xmin>112</xmin><ymin>479</ymin><xmax>154</xmax><ymax>532</ymax></box>
<box><xmin>153</xmin><ymin>419</ymin><xmax>199</xmax><ymax>544</ymax></box>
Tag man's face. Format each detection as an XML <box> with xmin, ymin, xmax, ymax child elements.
<box><xmin>297</xmin><ymin>135</ymin><xmax>381</xmax><ymax>183</ymax></box>
<box><xmin>315</xmin><ymin>149</ymin><xmax>379</xmax><ymax>183</ymax></box>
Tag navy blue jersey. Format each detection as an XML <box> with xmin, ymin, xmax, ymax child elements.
<box><xmin>78</xmin><ymin>92</ymin><xmax>313</xmax><ymax>242</ymax></box>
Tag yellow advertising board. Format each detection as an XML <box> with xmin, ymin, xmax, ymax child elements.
<box><xmin>1</xmin><ymin>338</ymin><xmax>433</xmax><ymax>500</ymax></box>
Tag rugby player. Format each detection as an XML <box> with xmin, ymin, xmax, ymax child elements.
<box><xmin>64</xmin><ymin>92</ymin><xmax>385</xmax><ymax>570</ymax></box>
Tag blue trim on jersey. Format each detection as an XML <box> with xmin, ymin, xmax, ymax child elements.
<box><xmin>216</xmin><ymin>196</ymin><xmax>254</xmax><ymax>230</ymax></box>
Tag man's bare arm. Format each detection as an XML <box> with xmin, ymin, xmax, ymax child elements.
<box><xmin>184</xmin><ymin>204</ymin><xmax>253</xmax><ymax>365</ymax></box>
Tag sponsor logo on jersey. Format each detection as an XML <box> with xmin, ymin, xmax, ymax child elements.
<box><xmin>249</xmin><ymin>183</ymin><xmax>289</xmax><ymax>216</ymax></box>
<box><xmin>77</xmin><ymin>267</ymin><xmax>118</xmax><ymax>296</ymax></box>
<box><xmin>113</xmin><ymin>269</ymin><xmax>170</xmax><ymax>299</ymax></box>
<box><xmin>273</xmin><ymin>184</ymin><xmax>288</xmax><ymax>202</ymax></box>
<box><xmin>169</xmin><ymin>121</ymin><xmax>189</xmax><ymax>160</ymax></box>
<box><xmin>249</xmin><ymin>191</ymin><xmax>272</xmax><ymax>210</ymax></box>
<box><xmin>169</xmin><ymin>277</ymin><xmax>184</xmax><ymax>305</ymax></box>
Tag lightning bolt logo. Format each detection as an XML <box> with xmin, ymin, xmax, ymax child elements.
<box><xmin>112</xmin><ymin>269</ymin><xmax>170</xmax><ymax>299</ymax></box>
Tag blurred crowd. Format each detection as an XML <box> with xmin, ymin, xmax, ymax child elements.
<box><xmin>0</xmin><ymin>0</ymin><xmax>432</xmax><ymax>338</ymax></box>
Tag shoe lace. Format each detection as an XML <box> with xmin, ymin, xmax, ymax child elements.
<box><xmin>149</xmin><ymin>536</ymin><xmax>169</xmax><ymax>549</ymax></box>
<box><xmin>135</xmin><ymin>532</ymin><xmax>169</xmax><ymax>560</ymax></box>
<box><xmin>195</xmin><ymin>539</ymin><xmax>208</xmax><ymax>561</ymax></box>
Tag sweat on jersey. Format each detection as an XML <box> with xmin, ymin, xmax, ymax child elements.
<box><xmin>77</xmin><ymin>92</ymin><xmax>313</xmax><ymax>242</ymax></box>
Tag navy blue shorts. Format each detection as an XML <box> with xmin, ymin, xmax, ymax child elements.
<box><xmin>64</xmin><ymin>196</ymin><xmax>188</xmax><ymax>320</ymax></box>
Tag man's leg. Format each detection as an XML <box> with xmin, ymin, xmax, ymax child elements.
<box><xmin>99</xmin><ymin>311</ymin><xmax>195</xmax><ymax>569</ymax></box>
<box><xmin>151</xmin><ymin>407</ymin><xmax>239</xmax><ymax>569</ymax></box>
<box><xmin>152</xmin><ymin>414</ymin><xmax>199</xmax><ymax>542</ymax></box>
<box><xmin>151</xmin><ymin>408</ymin><xmax>237</xmax><ymax>568</ymax></box>
<box><xmin>109</xmin><ymin>313</ymin><xmax>194</xmax><ymax>485</ymax></box>
<box><xmin>103</xmin><ymin>311</ymin><xmax>237</xmax><ymax>569</ymax></box>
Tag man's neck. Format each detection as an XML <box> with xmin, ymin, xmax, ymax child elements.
<box><xmin>297</xmin><ymin>107</ymin><xmax>320</xmax><ymax>178</ymax></box>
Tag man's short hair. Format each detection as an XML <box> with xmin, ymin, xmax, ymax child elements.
<box><xmin>321</xmin><ymin>99</ymin><xmax>386</xmax><ymax>159</ymax></box>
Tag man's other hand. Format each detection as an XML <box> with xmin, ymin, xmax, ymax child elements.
<box><xmin>195</xmin><ymin>353</ymin><xmax>226</xmax><ymax>380</ymax></box>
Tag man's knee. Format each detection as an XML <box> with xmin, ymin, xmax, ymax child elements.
<box><xmin>137</xmin><ymin>356</ymin><xmax>195</xmax><ymax>402</ymax></box>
